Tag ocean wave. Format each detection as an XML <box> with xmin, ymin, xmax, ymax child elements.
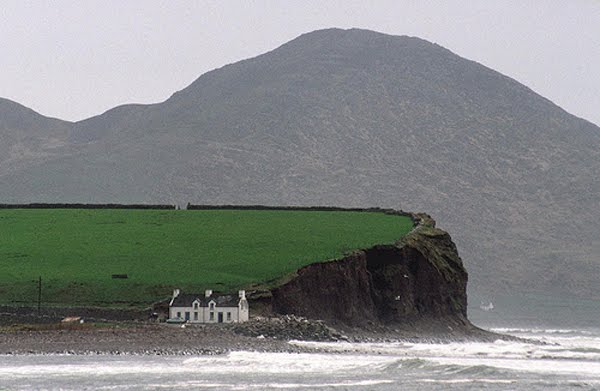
<box><xmin>3</xmin><ymin>327</ymin><xmax>600</xmax><ymax>390</ymax></box>
<box><xmin>183</xmin><ymin>351</ymin><xmax>400</xmax><ymax>374</ymax></box>
<box><xmin>491</xmin><ymin>327</ymin><xmax>596</xmax><ymax>335</ymax></box>
<box><xmin>136</xmin><ymin>379</ymin><xmax>396</xmax><ymax>390</ymax></box>
<box><xmin>439</xmin><ymin>363</ymin><xmax>509</xmax><ymax>376</ymax></box>
<box><xmin>291</xmin><ymin>333</ymin><xmax>600</xmax><ymax>373</ymax></box>
<box><xmin>418</xmin><ymin>378</ymin><xmax>515</xmax><ymax>384</ymax></box>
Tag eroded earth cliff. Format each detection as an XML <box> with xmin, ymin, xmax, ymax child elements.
<box><xmin>268</xmin><ymin>213</ymin><xmax>470</xmax><ymax>329</ymax></box>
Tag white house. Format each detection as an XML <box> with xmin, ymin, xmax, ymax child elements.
<box><xmin>168</xmin><ymin>289</ymin><xmax>249</xmax><ymax>323</ymax></box>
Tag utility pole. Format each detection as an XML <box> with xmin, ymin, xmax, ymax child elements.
<box><xmin>37</xmin><ymin>276</ymin><xmax>42</xmax><ymax>315</ymax></box>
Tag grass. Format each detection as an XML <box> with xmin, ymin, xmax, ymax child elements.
<box><xmin>0</xmin><ymin>208</ymin><xmax>413</xmax><ymax>307</ymax></box>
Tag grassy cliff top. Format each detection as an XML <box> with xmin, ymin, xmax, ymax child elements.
<box><xmin>0</xmin><ymin>208</ymin><xmax>413</xmax><ymax>306</ymax></box>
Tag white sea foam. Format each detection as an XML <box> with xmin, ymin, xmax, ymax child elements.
<box><xmin>491</xmin><ymin>327</ymin><xmax>596</xmax><ymax>335</ymax></box>
<box><xmin>0</xmin><ymin>358</ymin><xmax>187</xmax><ymax>378</ymax></box>
<box><xmin>296</xmin><ymin>332</ymin><xmax>600</xmax><ymax>359</ymax></box>
<box><xmin>182</xmin><ymin>351</ymin><xmax>399</xmax><ymax>374</ymax></box>
<box><xmin>0</xmin><ymin>352</ymin><xmax>397</xmax><ymax>380</ymax></box>
<box><xmin>94</xmin><ymin>380</ymin><xmax>394</xmax><ymax>390</ymax></box>
<box><xmin>419</xmin><ymin>378</ymin><xmax>516</xmax><ymax>384</ymax></box>
<box><xmin>430</xmin><ymin>356</ymin><xmax>600</xmax><ymax>376</ymax></box>
<box><xmin>2</xmin><ymin>327</ymin><xmax>599</xmax><ymax>390</ymax></box>
<box><xmin>290</xmin><ymin>331</ymin><xmax>600</xmax><ymax>378</ymax></box>
<box><xmin>227</xmin><ymin>380</ymin><xmax>395</xmax><ymax>389</ymax></box>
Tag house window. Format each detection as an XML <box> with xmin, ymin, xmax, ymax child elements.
<box><xmin>184</xmin><ymin>312</ymin><xmax>190</xmax><ymax>321</ymax></box>
<box><xmin>193</xmin><ymin>302</ymin><xmax>199</xmax><ymax>310</ymax></box>
<box><xmin>209</xmin><ymin>302</ymin><xmax>215</xmax><ymax>310</ymax></box>
<box><xmin>194</xmin><ymin>312</ymin><xmax>198</xmax><ymax>321</ymax></box>
<box><xmin>227</xmin><ymin>312</ymin><xmax>231</xmax><ymax>321</ymax></box>
<box><xmin>176</xmin><ymin>311</ymin><xmax>181</xmax><ymax>318</ymax></box>
<box><xmin>209</xmin><ymin>312</ymin><xmax>214</xmax><ymax>321</ymax></box>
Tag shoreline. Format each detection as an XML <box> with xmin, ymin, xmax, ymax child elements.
<box><xmin>0</xmin><ymin>318</ymin><xmax>517</xmax><ymax>356</ymax></box>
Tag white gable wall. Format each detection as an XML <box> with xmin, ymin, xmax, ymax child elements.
<box><xmin>239</xmin><ymin>298</ymin><xmax>249</xmax><ymax>322</ymax></box>
<box><xmin>169</xmin><ymin>304</ymin><xmax>247</xmax><ymax>323</ymax></box>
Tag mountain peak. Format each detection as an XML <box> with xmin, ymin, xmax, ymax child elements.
<box><xmin>289</xmin><ymin>27</ymin><xmax>425</xmax><ymax>45</ymax></box>
<box><xmin>275</xmin><ymin>27</ymin><xmax>437</xmax><ymax>58</ymax></box>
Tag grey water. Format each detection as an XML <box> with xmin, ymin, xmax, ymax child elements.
<box><xmin>1</xmin><ymin>325</ymin><xmax>599</xmax><ymax>390</ymax></box>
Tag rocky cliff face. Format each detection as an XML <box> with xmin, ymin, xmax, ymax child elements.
<box><xmin>269</xmin><ymin>213</ymin><xmax>469</xmax><ymax>327</ymax></box>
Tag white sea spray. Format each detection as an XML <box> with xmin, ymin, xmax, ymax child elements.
<box><xmin>1</xmin><ymin>327</ymin><xmax>599</xmax><ymax>390</ymax></box>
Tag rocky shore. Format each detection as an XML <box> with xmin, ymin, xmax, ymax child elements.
<box><xmin>0</xmin><ymin>314</ymin><xmax>513</xmax><ymax>356</ymax></box>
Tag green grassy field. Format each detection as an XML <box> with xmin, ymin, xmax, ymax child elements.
<box><xmin>0</xmin><ymin>209</ymin><xmax>413</xmax><ymax>307</ymax></box>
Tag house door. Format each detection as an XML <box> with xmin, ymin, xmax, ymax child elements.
<box><xmin>218</xmin><ymin>312</ymin><xmax>224</xmax><ymax>323</ymax></box>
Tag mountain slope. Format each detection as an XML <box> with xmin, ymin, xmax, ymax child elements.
<box><xmin>1</xmin><ymin>28</ymin><xmax>598</xmax><ymax>302</ymax></box>
<box><xmin>0</xmin><ymin>98</ymin><xmax>72</xmax><ymax>180</ymax></box>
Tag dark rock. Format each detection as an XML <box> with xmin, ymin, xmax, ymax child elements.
<box><xmin>231</xmin><ymin>315</ymin><xmax>343</xmax><ymax>342</ymax></box>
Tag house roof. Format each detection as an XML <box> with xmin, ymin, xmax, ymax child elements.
<box><xmin>171</xmin><ymin>292</ymin><xmax>242</xmax><ymax>308</ymax></box>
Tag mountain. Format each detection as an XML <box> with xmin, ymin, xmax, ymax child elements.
<box><xmin>1</xmin><ymin>28</ymin><xmax>599</xmax><ymax>304</ymax></box>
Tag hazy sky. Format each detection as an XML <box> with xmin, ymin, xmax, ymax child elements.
<box><xmin>1</xmin><ymin>1</ymin><xmax>599</xmax><ymax>126</ymax></box>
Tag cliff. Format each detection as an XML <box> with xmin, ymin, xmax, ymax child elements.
<box><xmin>268</xmin><ymin>213</ymin><xmax>470</xmax><ymax>329</ymax></box>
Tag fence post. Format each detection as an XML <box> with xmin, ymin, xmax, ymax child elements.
<box><xmin>37</xmin><ymin>276</ymin><xmax>42</xmax><ymax>315</ymax></box>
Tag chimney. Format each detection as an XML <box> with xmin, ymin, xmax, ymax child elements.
<box><xmin>238</xmin><ymin>290</ymin><xmax>246</xmax><ymax>299</ymax></box>
<box><xmin>172</xmin><ymin>289</ymin><xmax>180</xmax><ymax>299</ymax></box>
<box><xmin>205</xmin><ymin>289</ymin><xmax>213</xmax><ymax>298</ymax></box>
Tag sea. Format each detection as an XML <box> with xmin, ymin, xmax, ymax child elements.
<box><xmin>0</xmin><ymin>327</ymin><xmax>599</xmax><ymax>390</ymax></box>
<box><xmin>1</xmin><ymin>296</ymin><xmax>599</xmax><ymax>390</ymax></box>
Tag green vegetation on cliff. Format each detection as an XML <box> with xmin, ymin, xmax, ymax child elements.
<box><xmin>0</xmin><ymin>208</ymin><xmax>413</xmax><ymax>306</ymax></box>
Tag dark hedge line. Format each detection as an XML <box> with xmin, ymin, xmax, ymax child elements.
<box><xmin>186</xmin><ymin>204</ymin><xmax>418</xmax><ymax>225</ymax></box>
<box><xmin>0</xmin><ymin>203</ymin><xmax>416</xmax><ymax>223</ymax></box>
<box><xmin>186</xmin><ymin>204</ymin><xmax>409</xmax><ymax>215</ymax></box>
<box><xmin>0</xmin><ymin>203</ymin><xmax>176</xmax><ymax>210</ymax></box>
